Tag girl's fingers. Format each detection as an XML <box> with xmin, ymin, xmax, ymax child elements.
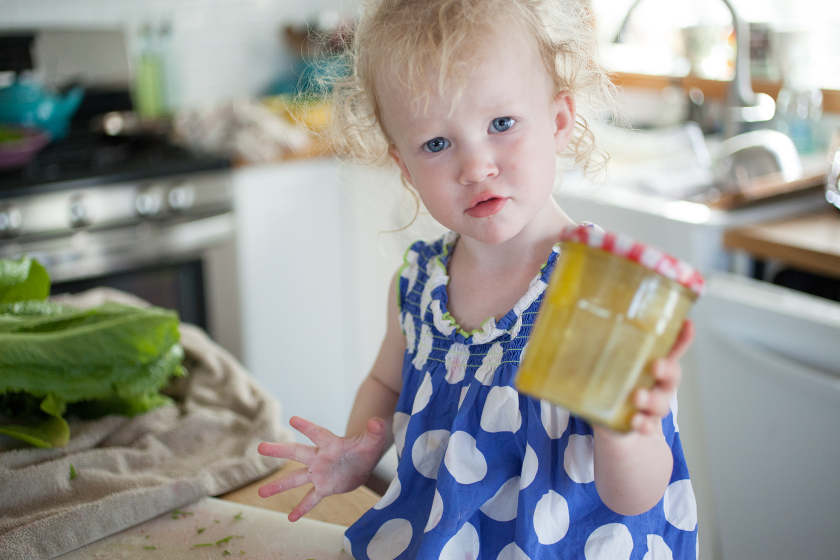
<box><xmin>288</xmin><ymin>487</ymin><xmax>323</xmax><ymax>522</ymax></box>
<box><xmin>257</xmin><ymin>466</ymin><xmax>312</xmax><ymax>498</ymax></box>
<box><xmin>290</xmin><ymin>416</ymin><xmax>338</xmax><ymax>449</ymax></box>
<box><xmin>667</xmin><ymin>319</ymin><xmax>695</xmax><ymax>361</ymax></box>
<box><xmin>652</xmin><ymin>358</ymin><xmax>681</xmax><ymax>391</ymax></box>
<box><xmin>634</xmin><ymin>387</ymin><xmax>673</xmax><ymax>418</ymax></box>
<box><xmin>630</xmin><ymin>412</ymin><xmax>659</xmax><ymax>435</ymax></box>
<box><xmin>257</xmin><ymin>441</ymin><xmax>316</xmax><ymax>464</ymax></box>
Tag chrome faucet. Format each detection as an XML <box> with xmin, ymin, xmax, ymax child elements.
<box><xmin>614</xmin><ymin>0</ymin><xmax>775</xmax><ymax>137</ymax></box>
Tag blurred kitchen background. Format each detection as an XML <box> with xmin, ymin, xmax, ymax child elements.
<box><xmin>1</xmin><ymin>0</ymin><xmax>839</xmax><ymax>559</ymax></box>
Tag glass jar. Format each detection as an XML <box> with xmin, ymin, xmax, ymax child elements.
<box><xmin>515</xmin><ymin>226</ymin><xmax>704</xmax><ymax>432</ymax></box>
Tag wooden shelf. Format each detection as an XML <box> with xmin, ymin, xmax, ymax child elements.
<box><xmin>611</xmin><ymin>72</ymin><xmax>840</xmax><ymax>114</ymax></box>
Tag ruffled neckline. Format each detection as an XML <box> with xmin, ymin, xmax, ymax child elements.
<box><xmin>426</xmin><ymin>231</ymin><xmax>560</xmax><ymax>345</ymax></box>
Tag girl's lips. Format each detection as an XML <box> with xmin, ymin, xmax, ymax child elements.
<box><xmin>466</xmin><ymin>196</ymin><xmax>509</xmax><ymax>218</ymax></box>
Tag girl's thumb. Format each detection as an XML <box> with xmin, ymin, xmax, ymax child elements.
<box><xmin>365</xmin><ymin>417</ymin><xmax>387</xmax><ymax>440</ymax></box>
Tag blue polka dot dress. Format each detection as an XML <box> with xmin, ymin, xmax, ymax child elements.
<box><xmin>344</xmin><ymin>231</ymin><xmax>698</xmax><ymax>560</ymax></box>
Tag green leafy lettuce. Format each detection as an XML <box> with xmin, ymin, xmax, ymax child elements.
<box><xmin>0</xmin><ymin>256</ymin><xmax>184</xmax><ymax>448</ymax></box>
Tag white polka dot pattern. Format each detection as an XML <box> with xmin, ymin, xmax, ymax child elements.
<box><xmin>425</xmin><ymin>489</ymin><xmax>444</xmax><ymax>533</ymax></box>
<box><xmin>393</xmin><ymin>412</ymin><xmax>409</xmax><ymax>458</ymax></box>
<box><xmin>411</xmin><ymin>429</ymin><xmax>450</xmax><ymax>479</ymax></box>
<box><xmin>480</xmin><ymin>386</ymin><xmax>522</xmax><ymax>433</ymax></box>
<box><xmin>533</xmin><ymin>490</ymin><xmax>570</xmax><ymax>544</ymax></box>
<box><xmin>520</xmin><ymin>444</ymin><xmax>538</xmax><ymax>489</ymax></box>
<box><xmin>663</xmin><ymin>479</ymin><xmax>697</xmax><ymax>531</ymax></box>
<box><xmin>584</xmin><ymin>523</ymin><xmax>633</xmax><ymax>560</ymax></box>
<box><xmin>564</xmin><ymin>434</ymin><xmax>595</xmax><ymax>484</ymax></box>
<box><xmin>479</xmin><ymin>476</ymin><xmax>520</xmax><ymax>522</ymax></box>
<box><xmin>411</xmin><ymin>373</ymin><xmax>433</xmax><ymax>415</ymax></box>
<box><xmin>373</xmin><ymin>474</ymin><xmax>401</xmax><ymax>510</ymax></box>
<box><xmin>402</xmin><ymin>313</ymin><xmax>416</xmax><ymax>354</ymax></box>
<box><xmin>367</xmin><ymin>518</ymin><xmax>412</xmax><ymax>560</ymax></box>
<box><xmin>508</xmin><ymin>314</ymin><xmax>523</xmax><ymax>340</ymax></box>
<box><xmin>497</xmin><ymin>542</ymin><xmax>530</xmax><ymax>560</ymax></box>
<box><xmin>643</xmin><ymin>534</ymin><xmax>674</xmax><ymax>560</ymax></box>
<box><xmin>444</xmin><ymin>342</ymin><xmax>470</xmax><ymax>383</ymax></box>
<box><xmin>475</xmin><ymin>342</ymin><xmax>504</xmax><ymax>385</ymax></box>
<box><xmin>439</xmin><ymin>522</ymin><xmax>479</xmax><ymax>560</ymax></box>
<box><xmin>444</xmin><ymin>431</ymin><xmax>487</xmax><ymax>484</ymax></box>
<box><xmin>458</xmin><ymin>386</ymin><xmax>469</xmax><ymax>410</ymax></box>
<box><xmin>670</xmin><ymin>392</ymin><xmax>679</xmax><ymax>432</ymax></box>
<box><xmin>540</xmin><ymin>400</ymin><xmax>570</xmax><ymax>439</ymax></box>
<box><xmin>412</xmin><ymin>324</ymin><xmax>433</xmax><ymax>370</ymax></box>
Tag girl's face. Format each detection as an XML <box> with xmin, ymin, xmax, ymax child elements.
<box><xmin>379</xmin><ymin>30</ymin><xmax>576</xmax><ymax>245</ymax></box>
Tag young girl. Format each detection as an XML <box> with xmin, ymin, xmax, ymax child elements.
<box><xmin>258</xmin><ymin>0</ymin><xmax>698</xmax><ymax>558</ymax></box>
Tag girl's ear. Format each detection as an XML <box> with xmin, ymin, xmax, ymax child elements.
<box><xmin>388</xmin><ymin>144</ymin><xmax>414</xmax><ymax>186</ymax></box>
<box><xmin>552</xmin><ymin>92</ymin><xmax>576</xmax><ymax>154</ymax></box>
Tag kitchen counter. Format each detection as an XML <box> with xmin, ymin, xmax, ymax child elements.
<box><xmin>723</xmin><ymin>207</ymin><xmax>840</xmax><ymax>279</ymax></box>
<box><xmin>221</xmin><ymin>460</ymin><xmax>382</xmax><ymax>527</ymax></box>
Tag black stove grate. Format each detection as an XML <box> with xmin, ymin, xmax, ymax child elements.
<box><xmin>0</xmin><ymin>130</ymin><xmax>229</xmax><ymax>198</ymax></box>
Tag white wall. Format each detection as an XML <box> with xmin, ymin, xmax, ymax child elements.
<box><xmin>0</xmin><ymin>0</ymin><xmax>358</xmax><ymax>107</ymax></box>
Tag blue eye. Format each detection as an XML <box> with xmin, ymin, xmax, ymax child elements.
<box><xmin>491</xmin><ymin>117</ymin><xmax>514</xmax><ymax>132</ymax></box>
<box><xmin>423</xmin><ymin>137</ymin><xmax>450</xmax><ymax>153</ymax></box>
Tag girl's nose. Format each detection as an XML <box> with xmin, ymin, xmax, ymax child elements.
<box><xmin>459</xmin><ymin>148</ymin><xmax>499</xmax><ymax>185</ymax></box>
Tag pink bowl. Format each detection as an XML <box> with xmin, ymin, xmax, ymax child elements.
<box><xmin>0</xmin><ymin>127</ymin><xmax>50</xmax><ymax>170</ymax></box>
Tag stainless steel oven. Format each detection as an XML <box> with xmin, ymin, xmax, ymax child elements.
<box><xmin>0</xmin><ymin>166</ymin><xmax>243</xmax><ymax>360</ymax></box>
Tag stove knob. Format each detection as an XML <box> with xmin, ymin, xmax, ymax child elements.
<box><xmin>135</xmin><ymin>188</ymin><xmax>164</xmax><ymax>217</ymax></box>
<box><xmin>168</xmin><ymin>184</ymin><xmax>195</xmax><ymax>211</ymax></box>
<box><xmin>68</xmin><ymin>195</ymin><xmax>91</xmax><ymax>228</ymax></box>
<box><xmin>0</xmin><ymin>206</ymin><xmax>23</xmax><ymax>237</ymax></box>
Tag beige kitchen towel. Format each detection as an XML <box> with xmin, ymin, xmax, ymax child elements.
<box><xmin>0</xmin><ymin>288</ymin><xmax>293</xmax><ymax>560</ymax></box>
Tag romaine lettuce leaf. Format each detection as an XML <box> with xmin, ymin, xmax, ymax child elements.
<box><xmin>0</xmin><ymin>257</ymin><xmax>185</xmax><ymax>448</ymax></box>
<box><xmin>0</xmin><ymin>256</ymin><xmax>50</xmax><ymax>303</ymax></box>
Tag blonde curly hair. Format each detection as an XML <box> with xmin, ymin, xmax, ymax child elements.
<box><xmin>327</xmin><ymin>0</ymin><xmax>615</xmax><ymax>177</ymax></box>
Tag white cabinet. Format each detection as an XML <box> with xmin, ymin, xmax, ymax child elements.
<box><xmin>692</xmin><ymin>274</ymin><xmax>840</xmax><ymax>560</ymax></box>
<box><xmin>233</xmin><ymin>160</ymin><xmax>353</xmax><ymax>439</ymax></box>
<box><xmin>232</xmin><ymin>160</ymin><xmax>444</xmax><ymax>442</ymax></box>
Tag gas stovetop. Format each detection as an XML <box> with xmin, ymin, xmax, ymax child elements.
<box><xmin>0</xmin><ymin>129</ymin><xmax>229</xmax><ymax>198</ymax></box>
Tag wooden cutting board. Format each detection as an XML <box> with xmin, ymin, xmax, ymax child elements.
<box><xmin>56</xmin><ymin>497</ymin><xmax>354</xmax><ymax>560</ymax></box>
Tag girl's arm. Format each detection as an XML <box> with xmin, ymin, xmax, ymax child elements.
<box><xmin>257</xmin><ymin>272</ymin><xmax>406</xmax><ymax>521</ymax></box>
<box><xmin>592</xmin><ymin>320</ymin><xmax>695</xmax><ymax>516</ymax></box>
<box><xmin>345</xmin><ymin>271</ymin><xmax>406</xmax><ymax>443</ymax></box>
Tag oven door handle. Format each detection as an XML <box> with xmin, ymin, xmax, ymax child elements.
<box><xmin>3</xmin><ymin>213</ymin><xmax>236</xmax><ymax>283</ymax></box>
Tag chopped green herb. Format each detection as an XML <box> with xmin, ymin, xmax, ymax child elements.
<box><xmin>215</xmin><ymin>536</ymin><xmax>234</xmax><ymax>545</ymax></box>
<box><xmin>194</xmin><ymin>542</ymin><xmax>214</xmax><ymax>547</ymax></box>
<box><xmin>197</xmin><ymin>527</ymin><xmax>206</xmax><ymax>534</ymax></box>
<box><xmin>223</xmin><ymin>552</ymin><xmax>231</xmax><ymax>557</ymax></box>
<box><xmin>69</xmin><ymin>464</ymin><xmax>77</xmax><ymax>480</ymax></box>
<box><xmin>143</xmin><ymin>546</ymin><xmax>156</xmax><ymax>550</ymax></box>
<box><xmin>233</xmin><ymin>511</ymin><xmax>243</xmax><ymax>521</ymax></box>
<box><xmin>171</xmin><ymin>509</ymin><xmax>195</xmax><ymax>519</ymax></box>
<box><xmin>145</xmin><ymin>535</ymin><xmax>150</xmax><ymax>539</ymax></box>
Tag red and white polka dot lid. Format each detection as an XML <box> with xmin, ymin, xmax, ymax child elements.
<box><xmin>560</xmin><ymin>224</ymin><xmax>705</xmax><ymax>297</ymax></box>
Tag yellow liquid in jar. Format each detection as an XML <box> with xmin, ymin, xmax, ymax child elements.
<box><xmin>515</xmin><ymin>242</ymin><xmax>696</xmax><ymax>432</ymax></box>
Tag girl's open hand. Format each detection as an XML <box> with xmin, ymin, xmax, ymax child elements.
<box><xmin>257</xmin><ymin>416</ymin><xmax>387</xmax><ymax>521</ymax></box>
<box><xmin>630</xmin><ymin>320</ymin><xmax>695</xmax><ymax>434</ymax></box>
